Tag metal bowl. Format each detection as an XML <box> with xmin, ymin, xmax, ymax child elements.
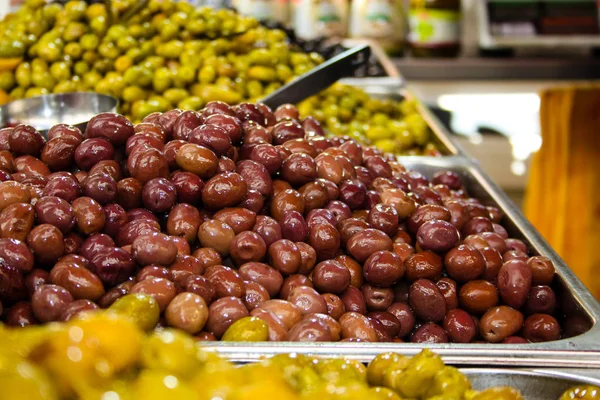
<box><xmin>0</xmin><ymin>92</ymin><xmax>118</xmax><ymax>136</ymax></box>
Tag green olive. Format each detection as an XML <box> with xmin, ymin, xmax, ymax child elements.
<box><xmin>367</xmin><ymin>353</ymin><xmax>408</xmax><ymax>387</ymax></box>
<box><xmin>247</xmin><ymin>66</ymin><xmax>276</xmax><ymax>82</ymax></box>
<box><xmin>163</xmin><ymin>87</ymin><xmax>188</xmax><ymax>105</ymax></box>
<box><xmin>471</xmin><ymin>387</ymin><xmax>524</xmax><ymax>400</ymax></box>
<box><xmin>426</xmin><ymin>366</ymin><xmax>471</xmax><ymax>399</ymax></box>
<box><xmin>49</xmin><ymin>61</ymin><xmax>70</xmax><ymax>82</ymax></box>
<box><xmin>387</xmin><ymin>349</ymin><xmax>445</xmax><ymax>398</ymax></box>
<box><xmin>109</xmin><ymin>293</ymin><xmax>160</xmax><ymax>331</ymax></box>
<box><xmin>0</xmin><ymin>359</ymin><xmax>57</xmax><ymax>400</ymax></box>
<box><xmin>141</xmin><ymin>329</ymin><xmax>201</xmax><ymax>377</ymax></box>
<box><xmin>135</xmin><ymin>370</ymin><xmax>197</xmax><ymax>400</ymax></box>
<box><xmin>221</xmin><ymin>317</ymin><xmax>269</xmax><ymax>342</ymax></box>
<box><xmin>369</xmin><ymin>387</ymin><xmax>402</xmax><ymax>400</ymax></box>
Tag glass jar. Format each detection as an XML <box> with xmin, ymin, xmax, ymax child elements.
<box><xmin>408</xmin><ymin>0</ymin><xmax>461</xmax><ymax>57</ymax></box>
<box><xmin>349</xmin><ymin>0</ymin><xmax>406</xmax><ymax>56</ymax></box>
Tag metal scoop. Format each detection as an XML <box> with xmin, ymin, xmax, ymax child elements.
<box><xmin>259</xmin><ymin>44</ymin><xmax>371</xmax><ymax>110</ymax></box>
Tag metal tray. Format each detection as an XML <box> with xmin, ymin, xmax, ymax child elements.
<box><xmin>463</xmin><ymin>369</ymin><xmax>600</xmax><ymax>399</ymax></box>
<box><xmin>201</xmin><ymin>157</ymin><xmax>600</xmax><ymax>368</ymax></box>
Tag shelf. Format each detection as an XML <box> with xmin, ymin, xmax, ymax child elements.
<box><xmin>393</xmin><ymin>57</ymin><xmax>600</xmax><ymax>81</ymax></box>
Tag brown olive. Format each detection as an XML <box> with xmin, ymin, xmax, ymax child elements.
<box><xmin>526</xmin><ymin>285</ymin><xmax>556</xmax><ymax>315</ymax></box>
<box><xmin>444</xmin><ymin>244</ymin><xmax>486</xmax><ymax>282</ymax></box>
<box><xmin>407</xmin><ymin>204</ymin><xmax>451</xmax><ymax>234</ymax></box>
<box><xmin>132</xmin><ymin>233</ymin><xmax>177</xmax><ymax>266</ymax></box>
<box><xmin>336</xmin><ymin>255</ymin><xmax>363</xmax><ymax>288</ymax></box>
<box><xmin>130</xmin><ymin>277</ymin><xmax>177</xmax><ymax>312</ymax></box>
<box><xmin>322</xmin><ymin>293</ymin><xmax>346</xmax><ymax>320</ymax></box>
<box><xmin>60</xmin><ymin>299</ymin><xmax>99</xmax><ymax>321</ymax></box>
<box><xmin>363</xmin><ymin>250</ymin><xmax>404</xmax><ymax>287</ymax></box>
<box><xmin>270</xmin><ymin>189</ymin><xmax>305</xmax><ymax>221</ymax></box>
<box><xmin>287</xmin><ymin>286</ymin><xmax>328</xmax><ymax>315</ymax></box>
<box><xmin>527</xmin><ymin>256</ymin><xmax>555</xmax><ymax>285</ymax></box>
<box><xmin>27</xmin><ymin>224</ymin><xmax>64</xmax><ymax>266</ymax></box>
<box><xmin>287</xmin><ymin>316</ymin><xmax>333</xmax><ymax>342</ymax></box>
<box><xmin>404</xmin><ymin>251</ymin><xmax>443</xmax><ymax>282</ymax></box>
<box><xmin>268</xmin><ymin>239</ymin><xmax>301</xmax><ymax>275</ymax></box>
<box><xmin>362</xmin><ymin>284</ymin><xmax>394</xmax><ymax>311</ymax></box>
<box><xmin>346</xmin><ymin>228</ymin><xmax>392</xmax><ymax>262</ymax></box>
<box><xmin>411</xmin><ymin>323</ymin><xmax>448</xmax><ymax>343</ymax></box>
<box><xmin>408</xmin><ymin>279</ymin><xmax>446</xmax><ymax>322</ymax></box>
<box><xmin>192</xmin><ymin>248</ymin><xmax>222</xmax><ymax>271</ymax></box>
<box><xmin>238</xmin><ymin>262</ymin><xmax>283</xmax><ymax>297</ymax></box>
<box><xmin>479</xmin><ymin>306</ymin><xmax>524</xmax><ymax>343</ymax></box>
<box><xmin>0</xmin><ymin>202</ymin><xmax>35</xmax><ymax>241</ymax></box>
<box><xmin>340</xmin><ymin>286</ymin><xmax>367</xmax><ymax>315</ymax></box>
<box><xmin>436</xmin><ymin>277</ymin><xmax>458</xmax><ymax>310</ymax></box>
<box><xmin>175</xmin><ymin>143</ymin><xmax>218</xmax><ymax>179</ymax></box>
<box><xmin>236</xmin><ymin>160</ymin><xmax>272</xmax><ymax>198</ymax></box>
<box><xmin>312</xmin><ymin>260</ymin><xmax>351</xmax><ymax>295</ymax></box>
<box><xmin>293</xmin><ymin>243</ymin><xmax>316</xmax><ymax>276</ymax></box>
<box><xmin>522</xmin><ymin>313</ymin><xmax>561</xmax><ymax>342</ymax></box>
<box><xmin>72</xmin><ymin>197</ymin><xmax>105</xmax><ymax>235</ymax></box>
<box><xmin>205</xmin><ymin>265</ymin><xmax>246</xmax><ymax>299</ymax></box>
<box><xmin>0</xmin><ymin>181</ymin><xmax>30</xmax><ymax>212</ymax></box>
<box><xmin>339</xmin><ymin>312</ymin><xmax>378</xmax><ymax>342</ymax></box>
<box><xmin>197</xmin><ymin>219</ymin><xmax>236</xmax><ymax>257</ymax></box>
<box><xmin>206</xmin><ymin>296</ymin><xmax>249</xmax><ymax>338</ymax></box>
<box><xmin>252</xmin><ymin>216</ymin><xmax>283</xmax><ymax>247</ymax></box>
<box><xmin>250</xmin><ymin>308</ymin><xmax>288</xmax><ymax>341</ymax></box>
<box><xmin>214</xmin><ymin>208</ymin><xmax>256</xmax><ymax>235</ymax></box>
<box><xmin>480</xmin><ymin>247</ymin><xmax>504</xmax><ymax>282</ymax></box>
<box><xmin>497</xmin><ymin>259</ymin><xmax>532</xmax><ymax>309</ymax></box>
<box><xmin>5</xmin><ymin>301</ymin><xmax>38</xmax><ymax>326</ymax></box>
<box><xmin>256</xmin><ymin>299</ymin><xmax>302</xmax><ymax>330</ymax></box>
<box><xmin>165</xmin><ymin>292</ymin><xmax>209</xmax><ymax>334</ymax></box>
<box><xmin>229</xmin><ymin>231</ymin><xmax>266</xmax><ymax>266</ymax></box>
<box><xmin>31</xmin><ymin>284</ymin><xmax>73</xmax><ymax>322</ymax></box>
<box><xmin>388</xmin><ymin>302</ymin><xmax>416</xmax><ymax>338</ymax></box>
<box><xmin>49</xmin><ymin>263</ymin><xmax>104</xmax><ymax>301</ymax></box>
<box><xmin>459</xmin><ymin>280</ymin><xmax>499</xmax><ymax>314</ymax></box>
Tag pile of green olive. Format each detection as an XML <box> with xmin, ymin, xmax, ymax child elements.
<box><xmin>0</xmin><ymin>0</ymin><xmax>322</xmax><ymax>121</ymax></box>
<box><xmin>0</xmin><ymin>300</ymin><xmax>540</xmax><ymax>400</ymax></box>
<box><xmin>298</xmin><ymin>84</ymin><xmax>441</xmax><ymax>156</ymax></box>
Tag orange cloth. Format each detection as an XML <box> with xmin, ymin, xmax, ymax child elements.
<box><xmin>524</xmin><ymin>85</ymin><xmax>600</xmax><ymax>299</ymax></box>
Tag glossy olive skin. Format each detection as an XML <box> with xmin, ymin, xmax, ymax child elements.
<box><xmin>522</xmin><ymin>313</ymin><xmax>561</xmax><ymax>342</ymax></box>
<box><xmin>497</xmin><ymin>260</ymin><xmax>532</xmax><ymax>309</ymax></box>
<box><xmin>346</xmin><ymin>229</ymin><xmax>392</xmax><ymax>262</ymax></box>
<box><xmin>363</xmin><ymin>251</ymin><xmax>404</xmax><ymax>287</ymax></box>
<box><xmin>443</xmin><ymin>309</ymin><xmax>477</xmax><ymax>343</ymax></box>
<box><xmin>459</xmin><ymin>280</ymin><xmax>499</xmax><ymax>314</ymax></box>
<box><xmin>312</xmin><ymin>260</ymin><xmax>351</xmax><ymax>295</ymax></box>
<box><xmin>479</xmin><ymin>306</ymin><xmax>524</xmax><ymax>343</ymax></box>
<box><xmin>202</xmin><ymin>172</ymin><xmax>247</xmax><ymax>211</ymax></box>
<box><xmin>409</xmin><ymin>278</ymin><xmax>447</xmax><ymax>323</ymax></box>
<box><xmin>411</xmin><ymin>323</ymin><xmax>448</xmax><ymax>343</ymax></box>
<box><xmin>444</xmin><ymin>245</ymin><xmax>486</xmax><ymax>283</ymax></box>
<box><xmin>238</xmin><ymin>262</ymin><xmax>283</xmax><ymax>297</ymax></box>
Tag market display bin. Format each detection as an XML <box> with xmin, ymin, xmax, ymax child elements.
<box><xmin>202</xmin><ymin>155</ymin><xmax>600</xmax><ymax>368</ymax></box>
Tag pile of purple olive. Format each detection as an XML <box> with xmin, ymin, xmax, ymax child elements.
<box><xmin>0</xmin><ymin>101</ymin><xmax>565</xmax><ymax>343</ymax></box>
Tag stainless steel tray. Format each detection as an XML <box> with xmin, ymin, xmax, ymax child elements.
<box><xmin>202</xmin><ymin>157</ymin><xmax>600</xmax><ymax>368</ymax></box>
<box><xmin>463</xmin><ymin>369</ymin><xmax>600</xmax><ymax>399</ymax></box>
